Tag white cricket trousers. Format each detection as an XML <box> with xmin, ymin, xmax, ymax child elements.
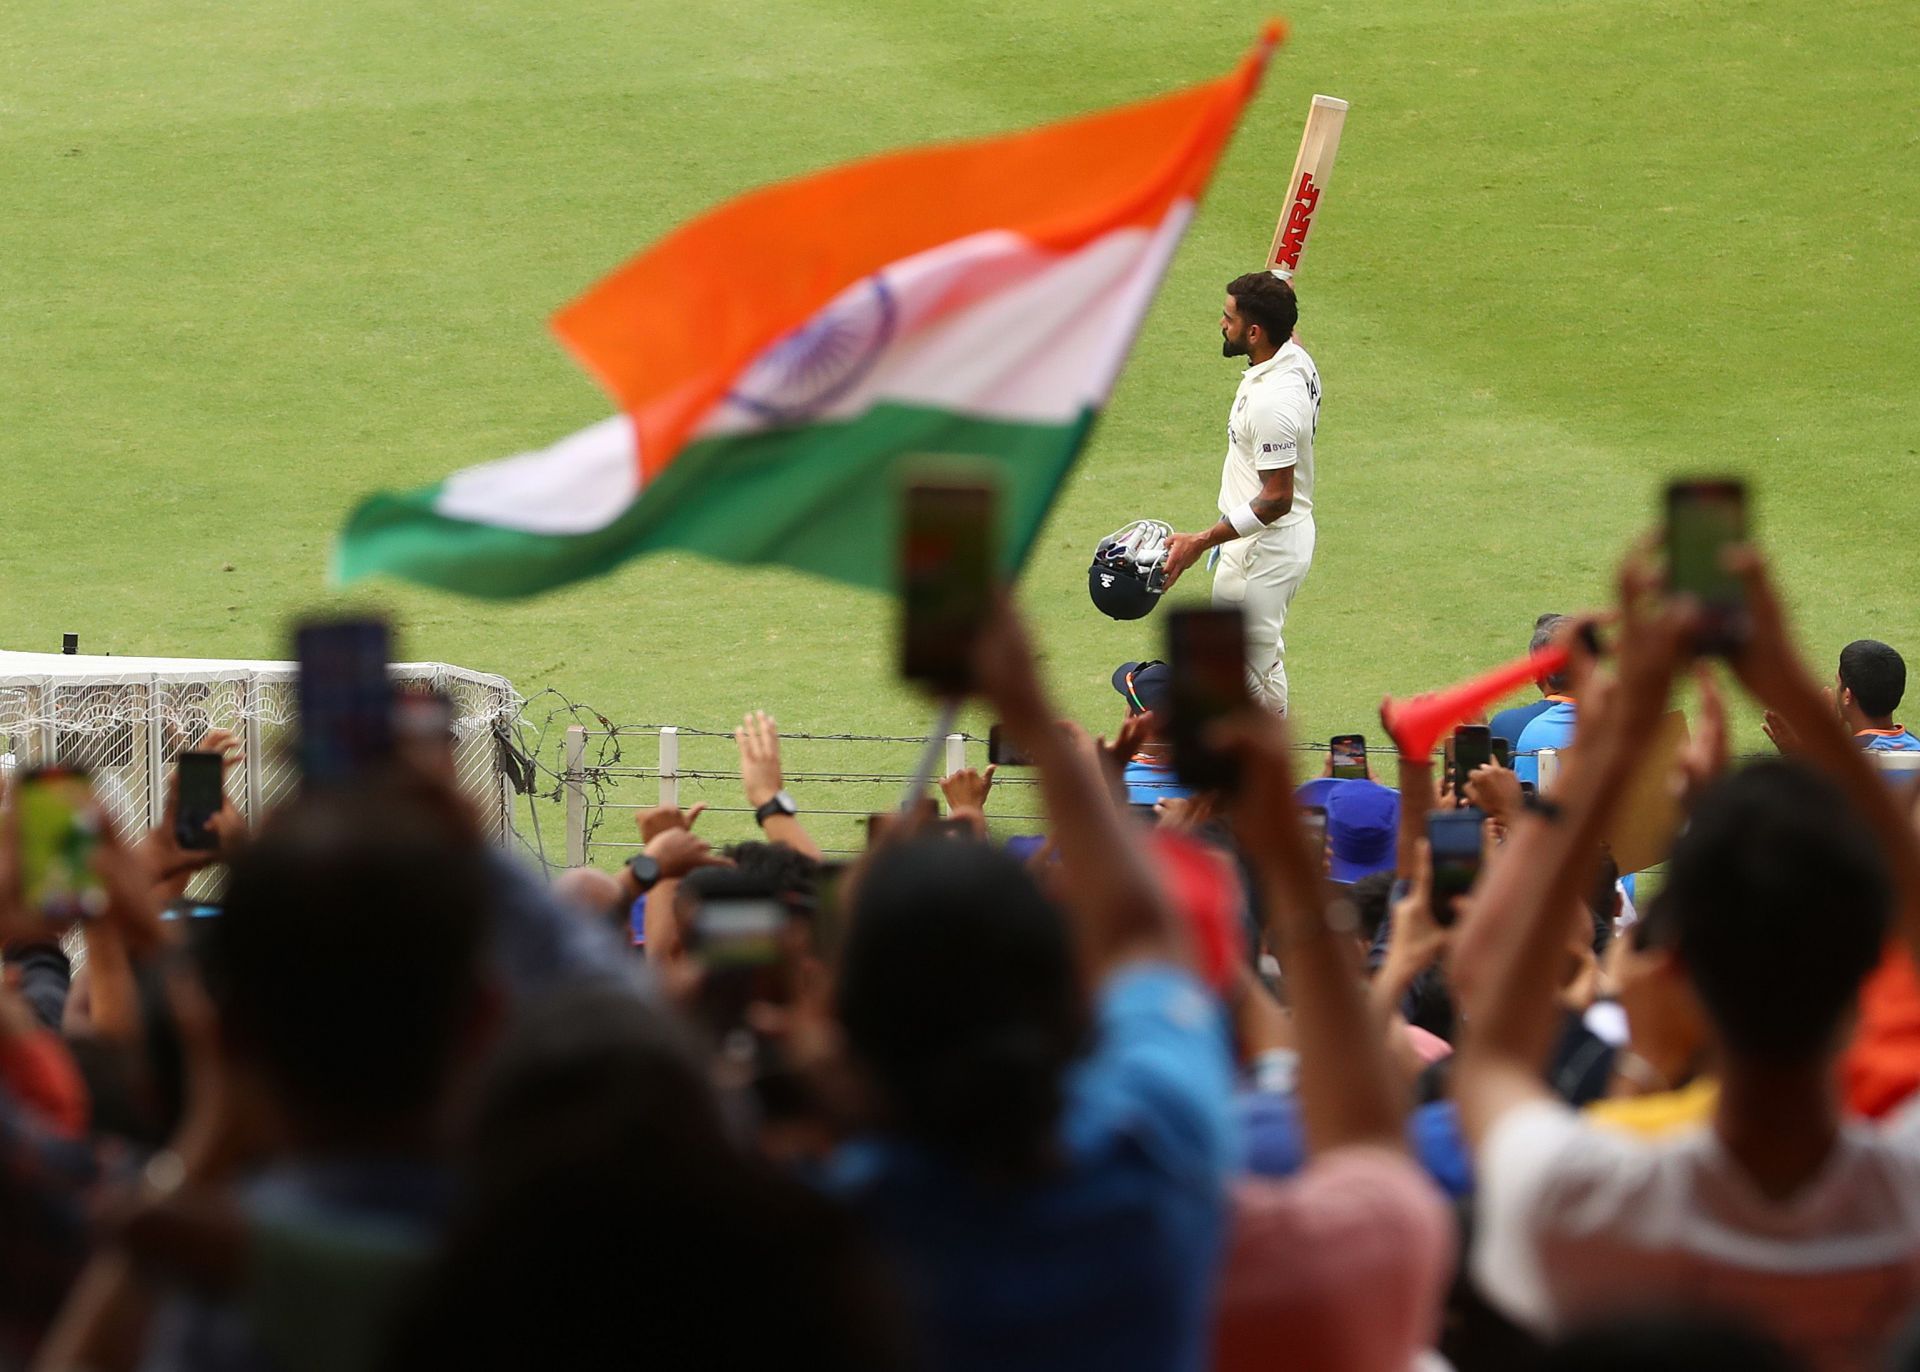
<box><xmin>1211</xmin><ymin>518</ymin><xmax>1315</xmax><ymax>715</ymax></box>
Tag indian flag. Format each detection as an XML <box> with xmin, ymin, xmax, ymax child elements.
<box><xmin>335</xmin><ymin>27</ymin><xmax>1282</xmax><ymax>598</ymax></box>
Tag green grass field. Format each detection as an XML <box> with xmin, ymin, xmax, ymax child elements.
<box><xmin>6</xmin><ymin>0</ymin><xmax>1917</xmax><ymax>856</ymax></box>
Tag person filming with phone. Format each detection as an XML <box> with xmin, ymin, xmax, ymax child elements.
<box><xmin>1158</xmin><ymin>273</ymin><xmax>1320</xmax><ymax>716</ymax></box>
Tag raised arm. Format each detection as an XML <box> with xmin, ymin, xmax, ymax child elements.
<box><xmin>1452</xmin><ymin>558</ymin><xmax>1693</xmax><ymax>1148</ymax></box>
<box><xmin>735</xmin><ymin>711</ymin><xmax>823</xmax><ymax>860</ymax></box>
<box><xmin>1219</xmin><ymin>710</ymin><xmax>1404</xmax><ymax>1155</ymax></box>
<box><xmin>974</xmin><ymin>601</ymin><xmax>1182</xmax><ymax>972</ymax></box>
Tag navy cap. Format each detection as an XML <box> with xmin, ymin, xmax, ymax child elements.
<box><xmin>1112</xmin><ymin>661</ymin><xmax>1172</xmax><ymax>717</ymax></box>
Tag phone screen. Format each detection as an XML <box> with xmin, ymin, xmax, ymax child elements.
<box><xmin>691</xmin><ymin>894</ymin><xmax>791</xmax><ymax>1034</ymax></box>
<box><xmin>1330</xmin><ymin>734</ymin><xmax>1368</xmax><ymax>780</ymax></box>
<box><xmin>988</xmin><ymin>724</ymin><xmax>1035</xmax><ymax>768</ymax></box>
<box><xmin>899</xmin><ymin>481</ymin><xmax>996</xmax><ymax>691</ymax></box>
<box><xmin>1168</xmin><ymin>608</ymin><xmax>1248</xmax><ymax>790</ymax></box>
<box><xmin>1427</xmin><ymin>810</ymin><xmax>1483</xmax><ymax>928</ymax></box>
<box><xmin>174</xmin><ymin>750</ymin><xmax>224</xmax><ymax>851</ymax></box>
<box><xmin>296</xmin><ymin>619</ymin><xmax>393</xmax><ymax>785</ymax></box>
<box><xmin>1666</xmin><ymin>479</ymin><xmax>1749</xmax><ymax>653</ymax></box>
<box><xmin>1453</xmin><ymin>725</ymin><xmax>1492</xmax><ymax>805</ymax></box>
<box><xmin>18</xmin><ymin>768</ymin><xmax>106</xmax><ymax>921</ymax></box>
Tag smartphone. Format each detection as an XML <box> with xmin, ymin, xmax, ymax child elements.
<box><xmin>1452</xmin><ymin>725</ymin><xmax>1492</xmax><ymax>806</ymax></box>
<box><xmin>899</xmin><ymin>480</ymin><xmax>996</xmax><ymax>692</ymax></box>
<box><xmin>295</xmin><ymin>618</ymin><xmax>393</xmax><ymax>785</ymax></box>
<box><xmin>17</xmin><ymin>768</ymin><xmax>107</xmax><ymax>921</ymax></box>
<box><xmin>988</xmin><ymin>724</ymin><xmax>1035</xmax><ymax>768</ymax></box>
<box><xmin>1329</xmin><ymin>733</ymin><xmax>1368</xmax><ymax>780</ymax></box>
<box><xmin>1427</xmin><ymin>809</ymin><xmax>1483</xmax><ymax>928</ymax></box>
<box><xmin>1665</xmin><ymin>479</ymin><xmax>1749</xmax><ymax>655</ymax></box>
<box><xmin>1302</xmin><ymin>805</ymin><xmax>1328</xmax><ymax>853</ymax></box>
<box><xmin>687</xmin><ymin>881</ymin><xmax>792</xmax><ymax>1033</ymax></box>
<box><xmin>1491</xmin><ymin>737</ymin><xmax>1512</xmax><ymax>769</ymax></box>
<box><xmin>174</xmin><ymin>750</ymin><xmax>224</xmax><ymax>851</ymax></box>
<box><xmin>1003</xmin><ymin>834</ymin><xmax>1049</xmax><ymax>864</ymax></box>
<box><xmin>1167</xmin><ymin>607</ymin><xmax>1249</xmax><ymax>790</ymax></box>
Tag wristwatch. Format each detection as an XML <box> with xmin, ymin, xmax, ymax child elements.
<box><xmin>625</xmin><ymin>852</ymin><xmax>663</xmax><ymax>893</ymax></box>
<box><xmin>754</xmin><ymin>791</ymin><xmax>798</xmax><ymax>827</ymax></box>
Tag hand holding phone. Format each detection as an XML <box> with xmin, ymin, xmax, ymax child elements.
<box><xmin>174</xmin><ymin>750</ymin><xmax>225</xmax><ymax>852</ymax></box>
<box><xmin>1665</xmin><ymin>479</ymin><xmax>1749</xmax><ymax>655</ymax></box>
<box><xmin>1426</xmin><ymin>809</ymin><xmax>1483</xmax><ymax>928</ymax></box>
<box><xmin>1329</xmin><ymin>733</ymin><xmax>1368</xmax><ymax>780</ymax></box>
<box><xmin>1451</xmin><ymin>725</ymin><xmax>1492</xmax><ymax>807</ymax></box>
<box><xmin>1168</xmin><ymin>608</ymin><xmax>1250</xmax><ymax>790</ymax></box>
<box><xmin>17</xmin><ymin>768</ymin><xmax>107</xmax><ymax>922</ymax></box>
<box><xmin>899</xmin><ymin>480</ymin><xmax>997</xmax><ymax>693</ymax></box>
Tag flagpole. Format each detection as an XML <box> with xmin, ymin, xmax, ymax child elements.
<box><xmin>900</xmin><ymin>697</ymin><xmax>961</xmax><ymax>812</ymax></box>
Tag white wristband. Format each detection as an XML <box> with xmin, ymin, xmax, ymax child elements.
<box><xmin>1226</xmin><ymin>502</ymin><xmax>1265</xmax><ymax>538</ymax></box>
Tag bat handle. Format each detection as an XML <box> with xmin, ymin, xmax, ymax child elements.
<box><xmin>1268</xmin><ymin>267</ymin><xmax>1294</xmax><ymax>281</ymax></box>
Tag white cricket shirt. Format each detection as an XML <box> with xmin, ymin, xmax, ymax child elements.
<box><xmin>1474</xmin><ymin>1096</ymin><xmax>1920</xmax><ymax>1372</ymax></box>
<box><xmin>1216</xmin><ymin>339</ymin><xmax>1320</xmax><ymax>532</ymax></box>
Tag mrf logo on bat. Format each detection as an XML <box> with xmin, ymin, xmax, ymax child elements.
<box><xmin>1265</xmin><ymin>94</ymin><xmax>1348</xmax><ymax>280</ymax></box>
<box><xmin>1272</xmin><ymin>173</ymin><xmax>1321</xmax><ymax>272</ymax></box>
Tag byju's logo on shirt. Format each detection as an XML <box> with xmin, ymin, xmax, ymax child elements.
<box><xmin>1261</xmin><ymin>441</ymin><xmax>1295</xmax><ymax>456</ymax></box>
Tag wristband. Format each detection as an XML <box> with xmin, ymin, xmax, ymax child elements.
<box><xmin>1226</xmin><ymin>502</ymin><xmax>1265</xmax><ymax>539</ymax></box>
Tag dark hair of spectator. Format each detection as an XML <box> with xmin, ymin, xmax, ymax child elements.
<box><xmin>1839</xmin><ymin>639</ymin><xmax>1907</xmax><ymax>719</ymax></box>
<box><xmin>1664</xmin><ymin>760</ymin><xmax>1891</xmax><ymax>1063</ymax></box>
<box><xmin>837</xmin><ymin>839</ymin><xmax>1090</xmax><ymax>1179</ymax></box>
<box><xmin>720</xmin><ymin>839</ymin><xmax>822</xmax><ymax>914</ymax></box>
<box><xmin>385</xmin><ymin>987</ymin><xmax>905</xmax><ymax>1372</ymax></box>
<box><xmin>1530</xmin><ymin>1309</ymin><xmax>1808</xmax><ymax>1371</ymax></box>
<box><xmin>1533</xmin><ymin>613</ymin><xmax>1572</xmax><ymax>692</ymax></box>
<box><xmin>1225</xmin><ymin>272</ymin><xmax>1299</xmax><ymax>345</ymax></box>
<box><xmin>196</xmin><ymin>781</ymin><xmax>493</xmax><ymax>1127</ymax></box>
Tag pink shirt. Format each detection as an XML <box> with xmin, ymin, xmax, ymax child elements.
<box><xmin>1213</xmin><ymin>1148</ymin><xmax>1455</xmax><ymax>1372</ymax></box>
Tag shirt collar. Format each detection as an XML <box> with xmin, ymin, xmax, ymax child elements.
<box><xmin>1857</xmin><ymin>726</ymin><xmax>1908</xmax><ymax>738</ymax></box>
<box><xmin>1242</xmin><ymin>341</ymin><xmax>1296</xmax><ymax>381</ymax></box>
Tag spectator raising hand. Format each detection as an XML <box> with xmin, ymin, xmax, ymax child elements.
<box><xmin>735</xmin><ymin>710</ymin><xmax>821</xmax><ymax>859</ymax></box>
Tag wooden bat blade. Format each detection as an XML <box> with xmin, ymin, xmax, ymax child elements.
<box><xmin>1267</xmin><ymin>94</ymin><xmax>1349</xmax><ymax>279</ymax></box>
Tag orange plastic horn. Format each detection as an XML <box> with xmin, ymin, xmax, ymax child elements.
<box><xmin>1379</xmin><ymin>645</ymin><xmax>1572</xmax><ymax>761</ymax></box>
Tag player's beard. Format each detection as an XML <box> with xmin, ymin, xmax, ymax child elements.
<box><xmin>1221</xmin><ymin>329</ymin><xmax>1247</xmax><ymax>359</ymax></box>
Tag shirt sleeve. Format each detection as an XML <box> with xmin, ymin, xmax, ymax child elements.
<box><xmin>1078</xmin><ymin>963</ymin><xmax>1236</xmax><ymax>1187</ymax></box>
<box><xmin>1470</xmin><ymin>1098</ymin><xmax>1618</xmax><ymax>1331</ymax></box>
<box><xmin>1247</xmin><ymin>380</ymin><xmax>1309</xmax><ymax>472</ymax></box>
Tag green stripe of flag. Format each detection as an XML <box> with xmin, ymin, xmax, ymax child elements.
<box><xmin>334</xmin><ymin>403</ymin><xmax>1093</xmax><ymax>599</ymax></box>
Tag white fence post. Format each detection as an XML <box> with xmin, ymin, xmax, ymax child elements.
<box><xmin>1537</xmin><ymin>748</ymin><xmax>1560</xmax><ymax>795</ymax></box>
<box><xmin>944</xmin><ymin>733</ymin><xmax>967</xmax><ymax>780</ymax></box>
<box><xmin>564</xmin><ymin>725</ymin><xmax>587</xmax><ymax>867</ymax></box>
<box><xmin>658</xmin><ymin>726</ymin><xmax>680</xmax><ymax>810</ymax></box>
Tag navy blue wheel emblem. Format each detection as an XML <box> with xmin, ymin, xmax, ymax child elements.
<box><xmin>727</xmin><ymin>276</ymin><xmax>898</xmax><ymax>424</ymax></box>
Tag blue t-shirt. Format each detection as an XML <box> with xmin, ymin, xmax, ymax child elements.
<box><xmin>1515</xmin><ymin>700</ymin><xmax>1578</xmax><ymax>784</ymax></box>
<box><xmin>1238</xmin><ymin>1090</ymin><xmax>1473</xmax><ymax>1199</ymax></box>
<box><xmin>826</xmin><ymin>965</ymin><xmax>1235</xmax><ymax>1372</ymax></box>
<box><xmin>1121</xmin><ymin>758</ymin><xmax>1193</xmax><ymax>808</ymax></box>
<box><xmin>1860</xmin><ymin>728</ymin><xmax>1920</xmax><ymax>752</ymax></box>
<box><xmin>1489</xmin><ymin>699</ymin><xmax>1554</xmax><ymax>748</ymax></box>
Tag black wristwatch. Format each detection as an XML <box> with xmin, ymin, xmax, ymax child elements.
<box><xmin>625</xmin><ymin>852</ymin><xmax>663</xmax><ymax>893</ymax></box>
<box><xmin>754</xmin><ymin>791</ymin><xmax>798</xmax><ymax>827</ymax></box>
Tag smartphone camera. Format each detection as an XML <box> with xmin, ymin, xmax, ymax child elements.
<box><xmin>988</xmin><ymin>724</ymin><xmax>1035</xmax><ymax>768</ymax></box>
<box><xmin>1329</xmin><ymin>733</ymin><xmax>1368</xmax><ymax>780</ymax></box>
<box><xmin>1168</xmin><ymin>608</ymin><xmax>1249</xmax><ymax>791</ymax></box>
<box><xmin>18</xmin><ymin>768</ymin><xmax>107</xmax><ymax>922</ymax></box>
<box><xmin>174</xmin><ymin>750</ymin><xmax>225</xmax><ymax>852</ymax></box>
<box><xmin>1665</xmin><ymin>479</ymin><xmax>1749</xmax><ymax>656</ymax></box>
<box><xmin>899</xmin><ymin>480</ymin><xmax>997</xmax><ymax>693</ymax></box>
<box><xmin>1426</xmin><ymin>809</ymin><xmax>1483</xmax><ymax>928</ymax></box>
<box><xmin>1452</xmin><ymin>725</ymin><xmax>1492</xmax><ymax>807</ymax></box>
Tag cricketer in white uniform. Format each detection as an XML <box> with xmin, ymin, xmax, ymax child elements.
<box><xmin>1162</xmin><ymin>273</ymin><xmax>1319</xmax><ymax>714</ymax></box>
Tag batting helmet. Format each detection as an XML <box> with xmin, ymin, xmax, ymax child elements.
<box><xmin>1089</xmin><ymin>519</ymin><xmax>1173</xmax><ymax>621</ymax></box>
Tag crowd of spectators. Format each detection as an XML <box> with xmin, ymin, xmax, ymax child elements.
<box><xmin>7</xmin><ymin>539</ymin><xmax>1920</xmax><ymax>1371</ymax></box>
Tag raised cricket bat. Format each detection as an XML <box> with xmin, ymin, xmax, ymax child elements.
<box><xmin>1266</xmin><ymin>94</ymin><xmax>1348</xmax><ymax>280</ymax></box>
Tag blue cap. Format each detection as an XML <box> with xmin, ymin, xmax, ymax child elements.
<box><xmin>1112</xmin><ymin>661</ymin><xmax>1172</xmax><ymax>717</ymax></box>
<box><xmin>1325</xmin><ymin>780</ymin><xmax>1399</xmax><ymax>884</ymax></box>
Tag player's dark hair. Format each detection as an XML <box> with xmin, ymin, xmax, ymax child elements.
<box><xmin>1225</xmin><ymin>272</ymin><xmax>1299</xmax><ymax>344</ymax></box>
<box><xmin>1839</xmin><ymin>639</ymin><xmax>1906</xmax><ymax>719</ymax></box>
<box><xmin>1532</xmin><ymin>613</ymin><xmax>1572</xmax><ymax>691</ymax></box>
<box><xmin>1664</xmin><ymin>760</ymin><xmax>1890</xmax><ymax>1064</ymax></box>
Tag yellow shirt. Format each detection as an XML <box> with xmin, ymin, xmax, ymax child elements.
<box><xmin>1582</xmin><ymin>1077</ymin><xmax>1719</xmax><ymax>1136</ymax></box>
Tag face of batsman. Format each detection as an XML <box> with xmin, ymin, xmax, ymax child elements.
<box><xmin>1221</xmin><ymin>294</ymin><xmax>1254</xmax><ymax>358</ymax></box>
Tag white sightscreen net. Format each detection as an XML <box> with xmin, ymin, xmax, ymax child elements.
<box><xmin>0</xmin><ymin>651</ymin><xmax>524</xmax><ymax>849</ymax></box>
